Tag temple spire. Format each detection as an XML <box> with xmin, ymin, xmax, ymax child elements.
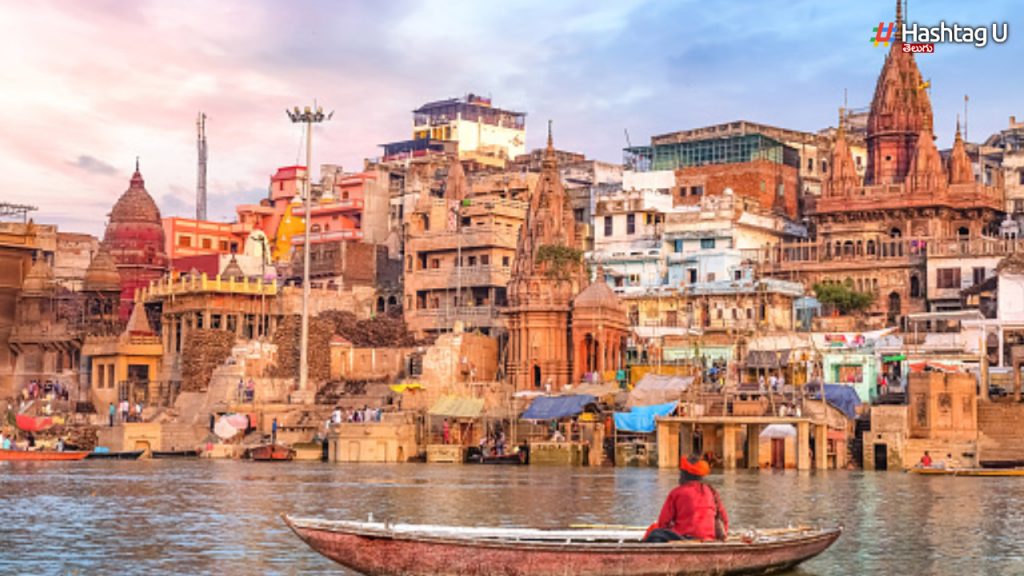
<box><xmin>895</xmin><ymin>0</ymin><xmax>903</xmax><ymax>41</ymax></box>
<box><xmin>948</xmin><ymin>115</ymin><xmax>973</xmax><ymax>185</ymax></box>
<box><xmin>135</xmin><ymin>156</ymin><xmax>140</xmax><ymax>173</ymax></box>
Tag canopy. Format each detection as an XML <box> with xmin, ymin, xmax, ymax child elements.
<box><xmin>214</xmin><ymin>418</ymin><xmax>239</xmax><ymax>440</ymax></box>
<box><xmin>627</xmin><ymin>374</ymin><xmax>693</xmax><ymax>408</ymax></box>
<box><xmin>566</xmin><ymin>383</ymin><xmax>622</xmax><ymax>398</ymax></box>
<box><xmin>811</xmin><ymin>384</ymin><xmax>862</xmax><ymax>419</ymax></box>
<box><xmin>760</xmin><ymin>424</ymin><xmax>797</xmax><ymax>439</ymax></box>
<box><xmin>15</xmin><ymin>414</ymin><xmax>54</xmax><ymax>433</ymax></box>
<box><xmin>390</xmin><ymin>382</ymin><xmax>423</xmax><ymax>394</ymax></box>
<box><xmin>428</xmin><ymin>395</ymin><xmax>484</xmax><ymax>419</ymax></box>
<box><xmin>521</xmin><ymin>395</ymin><xmax>596</xmax><ymax>420</ymax></box>
<box><xmin>223</xmin><ymin>413</ymin><xmax>249</xmax><ymax>429</ymax></box>
<box><xmin>613</xmin><ymin>401</ymin><xmax>677</xmax><ymax>433</ymax></box>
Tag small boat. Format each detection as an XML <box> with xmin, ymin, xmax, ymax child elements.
<box><xmin>907</xmin><ymin>467</ymin><xmax>1024</xmax><ymax>477</ymax></box>
<box><xmin>283</xmin><ymin>516</ymin><xmax>841</xmax><ymax>576</ymax></box>
<box><xmin>249</xmin><ymin>444</ymin><xmax>295</xmax><ymax>462</ymax></box>
<box><xmin>0</xmin><ymin>449</ymin><xmax>89</xmax><ymax>462</ymax></box>
<box><xmin>86</xmin><ymin>449</ymin><xmax>145</xmax><ymax>460</ymax></box>
<box><xmin>151</xmin><ymin>449</ymin><xmax>200</xmax><ymax>459</ymax></box>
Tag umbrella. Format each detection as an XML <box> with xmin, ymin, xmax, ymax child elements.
<box><xmin>214</xmin><ymin>418</ymin><xmax>239</xmax><ymax>440</ymax></box>
<box><xmin>759</xmin><ymin>424</ymin><xmax>797</xmax><ymax>439</ymax></box>
<box><xmin>15</xmin><ymin>414</ymin><xmax>54</xmax><ymax>433</ymax></box>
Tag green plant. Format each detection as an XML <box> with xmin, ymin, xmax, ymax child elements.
<box><xmin>535</xmin><ymin>244</ymin><xmax>582</xmax><ymax>281</ymax></box>
<box><xmin>813</xmin><ymin>280</ymin><xmax>875</xmax><ymax>315</ymax></box>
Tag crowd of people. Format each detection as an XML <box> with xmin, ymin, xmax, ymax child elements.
<box><xmin>106</xmin><ymin>399</ymin><xmax>145</xmax><ymax>426</ymax></box>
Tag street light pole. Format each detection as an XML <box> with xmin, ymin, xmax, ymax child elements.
<box><xmin>286</xmin><ymin>104</ymin><xmax>331</xmax><ymax>394</ymax></box>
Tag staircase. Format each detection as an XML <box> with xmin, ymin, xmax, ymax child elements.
<box><xmin>978</xmin><ymin>402</ymin><xmax>1024</xmax><ymax>466</ymax></box>
<box><xmin>851</xmin><ymin>417</ymin><xmax>871</xmax><ymax>468</ymax></box>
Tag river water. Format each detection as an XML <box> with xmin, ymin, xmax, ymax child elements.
<box><xmin>1</xmin><ymin>460</ymin><xmax>1022</xmax><ymax>575</ymax></box>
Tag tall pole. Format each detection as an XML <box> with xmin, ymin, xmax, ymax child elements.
<box><xmin>196</xmin><ymin>112</ymin><xmax>207</xmax><ymax>221</ymax></box>
<box><xmin>287</xmin><ymin>104</ymin><xmax>331</xmax><ymax>394</ymax></box>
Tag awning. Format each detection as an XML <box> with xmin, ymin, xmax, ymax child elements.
<box><xmin>613</xmin><ymin>401</ymin><xmax>677</xmax><ymax>433</ymax></box>
<box><xmin>428</xmin><ymin>395</ymin><xmax>484</xmax><ymax>419</ymax></box>
<box><xmin>627</xmin><ymin>374</ymin><xmax>693</xmax><ymax>408</ymax></box>
<box><xmin>15</xmin><ymin>414</ymin><xmax>54</xmax><ymax>433</ymax></box>
<box><xmin>390</xmin><ymin>382</ymin><xmax>423</xmax><ymax>394</ymax></box>
<box><xmin>810</xmin><ymin>384</ymin><xmax>862</xmax><ymax>419</ymax></box>
<box><xmin>760</xmin><ymin>424</ymin><xmax>796</xmax><ymax>439</ymax></box>
<box><xmin>521</xmin><ymin>395</ymin><xmax>596</xmax><ymax>420</ymax></box>
<box><xmin>744</xmin><ymin>350</ymin><xmax>791</xmax><ymax>370</ymax></box>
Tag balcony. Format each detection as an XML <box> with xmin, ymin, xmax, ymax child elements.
<box><xmin>140</xmin><ymin>274</ymin><xmax>278</xmax><ymax>302</ymax></box>
<box><xmin>406</xmin><ymin>266</ymin><xmax>512</xmax><ymax>291</ymax></box>
<box><xmin>406</xmin><ymin>305</ymin><xmax>504</xmax><ymax>332</ymax></box>
<box><xmin>408</xmin><ymin>225</ymin><xmax>520</xmax><ymax>252</ymax></box>
<box><xmin>928</xmin><ymin>237</ymin><xmax>1024</xmax><ymax>258</ymax></box>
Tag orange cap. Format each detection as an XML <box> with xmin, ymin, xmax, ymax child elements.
<box><xmin>679</xmin><ymin>456</ymin><xmax>710</xmax><ymax>477</ymax></box>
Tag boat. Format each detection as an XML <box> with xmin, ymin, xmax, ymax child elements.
<box><xmin>151</xmin><ymin>449</ymin><xmax>200</xmax><ymax>459</ymax></box>
<box><xmin>249</xmin><ymin>444</ymin><xmax>296</xmax><ymax>462</ymax></box>
<box><xmin>282</xmin><ymin>516</ymin><xmax>841</xmax><ymax>576</ymax></box>
<box><xmin>907</xmin><ymin>467</ymin><xmax>1024</xmax><ymax>477</ymax></box>
<box><xmin>0</xmin><ymin>449</ymin><xmax>89</xmax><ymax>462</ymax></box>
<box><xmin>86</xmin><ymin>449</ymin><xmax>145</xmax><ymax>460</ymax></box>
<box><xmin>467</xmin><ymin>445</ymin><xmax>530</xmax><ymax>465</ymax></box>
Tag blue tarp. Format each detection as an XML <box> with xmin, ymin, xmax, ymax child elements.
<box><xmin>521</xmin><ymin>395</ymin><xmax>596</xmax><ymax>420</ymax></box>
<box><xmin>813</xmin><ymin>384</ymin><xmax>862</xmax><ymax>419</ymax></box>
<box><xmin>613</xmin><ymin>401</ymin><xmax>677</xmax><ymax>433</ymax></box>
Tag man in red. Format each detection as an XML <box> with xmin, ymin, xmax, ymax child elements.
<box><xmin>644</xmin><ymin>455</ymin><xmax>728</xmax><ymax>542</ymax></box>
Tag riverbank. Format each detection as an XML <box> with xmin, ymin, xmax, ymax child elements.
<box><xmin>2</xmin><ymin>461</ymin><xmax>1022</xmax><ymax>575</ymax></box>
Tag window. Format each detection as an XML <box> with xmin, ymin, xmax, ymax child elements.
<box><xmin>700</xmin><ymin>238</ymin><xmax>715</xmax><ymax>249</ymax></box>
<box><xmin>604</xmin><ymin>216</ymin><xmax>613</xmax><ymax>236</ymax></box>
<box><xmin>467</xmin><ymin>256</ymin><xmax>477</xmax><ymax>266</ymax></box>
<box><xmin>230</xmin><ymin>243</ymin><xmax>238</xmax><ymax>253</ymax></box>
<box><xmin>687</xmin><ymin>269</ymin><xmax>697</xmax><ymax>284</ymax></box>
<box><xmin>973</xmin><ymin>267</ymin><xmax>986</xmax><ymax>286</ymax></box>
<box><xmin>734</xmin><ymin>270</ymin><xmax>742</xmax><ymax>281</ymax></box>
<box><xmin>430</xmin><ymin>258</ymin><xmax>440</xmax><ymax>269</ymax></box>
<box><xmin>502</xmin><ymin>256</ymin><xmax>510</xmax><ymax>267</ymax></box>
<box><xmin>807</xmin><ymin>158</ymin><xmax>814</xmax><ymax>172</ymax></box>
<box><xmin>691</xmin><ymin>186</ymin><xmax>703</xmax><ymax>196</ymax></box>
<box><xmin>574</xmin><ymin>208</ymin><xmax>585</xmax><ymax>223</ymax></box>
<box><xmin>665</xmin><ymin>310</ymin><xmax>678</xmax><ymax>327</ymax></box>
<box><xmin>628</xmin><ymin>274</ymin><xmax>639</xmax><ymax>285</ymax></box>
<box><xmin>480</xmin><ymin>254</ymin><xmax>490</xmax><ymax>266</ymax></box>
<box><xmin>219</xmin><ymin>240</ymin><xmax>228</xmax><ymax>251</ymax></box>
<box><xmin>936</xmin><ymin>268</ymin><xmax>961</xmax><ymax>289</ymax></box>
<box><xmin>626</xmin><ymin>214</ymin><xmax>636</xmax><ymax>235</ymax></box>
<box><xmin>856</xmin><ymin>156</ymin><xmax>863</xmax><ymax>168</ymax></box>
<box><xmin>1020</xmin><ymin>170</ymin><xmax>1024</xmax><ymax>185</ymax></box>
<box><xmin>674</xmin><ymin>239</ymin><xmax>683</xmax><ymax>253</ymax></box>
<box><xmin>201</xmin><ymin>238</ymin><xmax>212</xmax><ymax>249</ymax></box>
<box><xmin>178</xmin><ymin>235</ymin><xmax>192</xmax><ymax>248</ymax></box>
<box><xmin>821</xmin><ymin>160</ymin><xmax>828</xmax><ymax>173</ymax></box>
<box><xmin>1015</xmin><ymin>200</ymin><xmax>1024</xmax><ymax>214</ymax></box>
<box><xmin>777</xmin><ymin>183</ymin><xmax>785</xmax><ymax>198</ymax></box>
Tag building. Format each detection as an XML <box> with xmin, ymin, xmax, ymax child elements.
<box><xmin>403</xmin><ymin>156</ymin><xmax>531</xmax><ymax>336</ymax></box>
<box><xmin>53</xmin><ymin>232</ymin><xmax>99</xmax><ymax>291</ymax></box>
<box><xmin>399</xmin><ymin>94</ymin><xmax>527</xmax><ymax>168</ymax></box>
<box><xmin>81</xmin><ymin>300</ymin><xmax>163</xmax><ymax>412</ymax></box>
<box><xmin>571</xmin><ymin>276</ymin><xmax>628</xmax><ymax>385</ymax></box>
<box><xmin>762</xmin><ymin>4</ymin><xmax>1003</xmax><ymax>326</ymax></box>
<box><xmin>986</xmin><ymin>116</ymin><xmax>1024</xmax><ymax>217</ymax></box>
<box><xmin>103</xmin><ymin>166</ymin><xmax>170</xmax><ymax>320</ymax></box>
<box><xmin>163</xmin><ymin>217</ymin><xmax>244</xmax><ymax>261</ymax></box>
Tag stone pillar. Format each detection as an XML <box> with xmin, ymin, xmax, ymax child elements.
<box><xmin>656</xmin><ymin>419</ymin><xmax>679</xmax><ymax>469</ymax></box>
<box><xmin>680</xmin><ymin>424</ymin><xmax>693</xmax><ymax>459</ymax></box>
<box><xmin>746</xmin><ymin>424</ymin><xmax>761</xmax><ymax>469</ymax></box>
<box><xmin>815</xmin><ymin>424</ymin><xmax>828</xmax><ymax>470</ymax></box>
<box><xmin>722</xmin><ymin>424</ymin><xmax>738</xmax><ymax>470</ymax></box>
<box><xmin>797</xmin><ymin>421</ymin><xmax>811</xmax><ymax>471</ymax></box>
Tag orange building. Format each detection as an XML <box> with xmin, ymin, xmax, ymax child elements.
<box><xmin>162</xmin><ymin>217</ymin><xmax>246</xmax><ymax>261</ymax></box>
<box><xmin>674</xmin><ymin>159</ymin><xmax>799</xmax><ymax>220</ymax></box>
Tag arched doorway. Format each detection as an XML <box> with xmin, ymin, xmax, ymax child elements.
<box><xmin>890</xmin><ymin>227</ymin><xmax>902</xmax><ymax>238</ymax></box>
<box><xmin>910</xmin><ymin>275</ymin><xmax>921</xmax><ymax>298</ymax></box>
<box><xmin>533</xmin><ymin>365</ymin><xmax>542</xmax><ymax>389</ymax></box>
<box><xmin>887</xmin><ymin>292</ymin><xmax>901</xmax><ymax>326</ymax></box>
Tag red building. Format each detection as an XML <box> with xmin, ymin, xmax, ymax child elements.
<box><xmin>103</xmin><ymin>166</ymin><xmax>169</xmax><ymax>319</ymax></box>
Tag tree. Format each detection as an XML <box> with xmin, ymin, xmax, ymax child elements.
<box><xmin>813</xmin><ymin>280</ymin><xmax>874</xmax><ymax>315</ymax></box>
<box><xmin>535</xmin><ymin>244</ymin><xmax>583</xmax><ymax>282</ymax></box>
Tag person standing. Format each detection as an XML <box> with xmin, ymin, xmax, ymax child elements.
<box><xmin>120</xmin><ymin>399</ymin><xmax>129</xmax><ymax>424</ymax></box>
<box><xmin>108</xmin><ymin>402</ymin><xmax>115</xmax><ymax>427</ymax></box>
<box><xmin>271</xmin><ymin>417</ymin><xmax>279</xmax><ymax>445</ymax></box>
<box><xmin>442</xmin><ymin>418</ymin><xmax>451</xmax><ymax>445</ymax></box>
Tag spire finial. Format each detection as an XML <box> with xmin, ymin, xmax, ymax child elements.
<box><xmin>135</xmin><ymin>156</ymin><xmax>140</xmax><ymax>173</ymax></box>
<box><xmin>895</xmin><ymin>0</ymin><xmax>903</xmax><ymax>39</ymax></box>
<box><xmin>546</xmin><ymin>120</ymin><xmax>553</xmax><ymax>150</ymax></box>
<box><xmin>955</xmin><ymin>114</ymin><xmax>962</xmax><ymax>139</ymax></box>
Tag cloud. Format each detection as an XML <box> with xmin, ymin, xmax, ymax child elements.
<box><xmin>69</xmin><ymin>154</ymin><xmax>118</xmax><ymax>175</ymax></box>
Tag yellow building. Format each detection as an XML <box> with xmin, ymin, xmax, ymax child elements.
<box><xmin>82</xmin><ymin>301</ymin><xmax>163</xmax><ymax>413</ymax></box>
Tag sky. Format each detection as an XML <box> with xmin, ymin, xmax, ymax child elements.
<box><xmin>0</xmin><ymin>0</ymin><xmax>1019</xmax><ymax>236</ymax></box>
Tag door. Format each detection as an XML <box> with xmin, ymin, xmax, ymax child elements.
<box><xmin>874</xmin><ymin>443</ymin><xmax>888</xmax><ymax>471</ymax></box>
<box><xmin>771</xmin><ymin>438</ymin><xmax>785</xmax><ymax>469</ymax></box>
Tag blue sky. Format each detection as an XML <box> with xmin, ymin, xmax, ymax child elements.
<box><xmin>0</xmin><ymin>0</ymin><xmax>1019</xmax><ymax>235</ymax></box>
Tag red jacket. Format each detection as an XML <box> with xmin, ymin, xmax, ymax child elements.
<box><xmin>656</xmin><ymin>481</ymin><xmax>729</xmax><ymax>540</ymax></box>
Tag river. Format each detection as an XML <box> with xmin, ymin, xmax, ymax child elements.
<box><xmin>1</xmin><ymin>460</ymin><xmax>1022</xmax><ymax>575</ymax></box>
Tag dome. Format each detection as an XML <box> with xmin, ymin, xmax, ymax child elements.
<box><xmin>21</xmin><ymin>258</ymin><xmax>55</xmax><ymax>295</ymax></box>
<box><xmin>109</xmin><ymin>170</ymin><xmax>162</xmax><ymax>223</ymax></box>
<box><xmin>573</xmin><ymin>278</ymin><xmax>623</xmax><ymax>311</ymax></box>
<box><xmin>221</xmin><ymin>255</ymin><xmax>245</xmax><ymax>280</ymax></box>
<box><xmin>83</xmin><ymin>245</ymin><xmax>122</xmax><ymax>292</ymax></box>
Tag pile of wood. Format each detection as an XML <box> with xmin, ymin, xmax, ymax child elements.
<box><xmin>64</xmin><ymin>424</ymin><xmax>98</xmax><ymax>451</ymax></box>
<box><xmin>321</xmin><ymin>310</ymin><xmax>420</xmax><ymax>348</ymax></box>
<box><xmin>181</xmin><ymin>329</ymin><xmax>236</xmax><ymax>392</ymax></box>
<box><xmin>271</xmin><ymin>315</ymin><xmax>334</xmax><ymax>381</ymax></box>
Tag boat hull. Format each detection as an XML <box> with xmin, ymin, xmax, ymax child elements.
<box><xmin>151</xmin><ymin>450</ymin><xmax>200</xmax><ymax>459</ymax></box>
<box><xmin>250</xmin><ymin>444</ymin><xmax>296</xmax><ymax>461</ymax></box>
<box><xmin>86</xmin><ymin>450</ymin><xmax>145</xmax><ymax>460</ymax></box>
<box><xmin>283</xmin><ymin>517</ymin><xmax>841</xmax><ymax>576</ymax></box>
<box><xmin>0</xmin><ymin>449</ymin><xmax>89</xmax><ymax>461</ymax></box>
<box><xmin>908</xmin><ymin>467</ymin><xmax>1024</xmax><ymax>477</ymax></box>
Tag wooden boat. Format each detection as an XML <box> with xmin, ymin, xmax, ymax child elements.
<box><xmin>151</xmin><ymin>449</ymin><xmax>200</xmax><ymax>459</ymax></box>
<box><xmin>283</xmin><ymin>516</ymin><xmax>841</xmax><ymax>576</ymax></box>
<box><xmin>249</xmin><ymin>444</ymin><xmax>296</xmax><ymax>462</ymax></box>
<box><xmin>0</xmin><ymin>449</ymin><xmax>89</xmax><ymax>462</ymax></box>
<box><xmin>907</xmin><ymin>467</ymin><xmax>1024</xmax><ymax>477</ymax></box>
<box><xmin>86</xmin><ymin>449</ymin><xmax>145</xmax><ymax>460</ymax></box>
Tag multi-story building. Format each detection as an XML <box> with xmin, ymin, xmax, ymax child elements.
<box><xmin>403</xmin><ymin>157</ymin><xmax>532</xmax><ymax>336</ymax></box>
<box><xmin>382</xmin><ymin>94</ymin><xmax>526</xmax><ymax>169</ymax></box>
<box><xmin>163</xmin><ymin>217</ymin><xmax>244</xmax><ymax>261</ymax></box>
